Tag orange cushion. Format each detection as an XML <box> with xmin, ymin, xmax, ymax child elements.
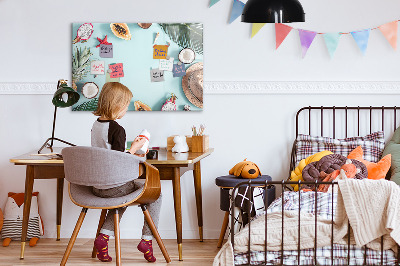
<box><xmin>347</xmin><ymin>146</ymin><xmax>391</xmax><ymax>180</ymax></box>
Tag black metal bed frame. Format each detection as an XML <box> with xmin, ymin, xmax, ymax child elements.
<box><xmin>230</xmin><ymin>106</ymin><xmax>400</xmax><ymax>266</ymax></box>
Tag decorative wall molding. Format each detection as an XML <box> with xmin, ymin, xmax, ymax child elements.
<box><xmin>0</xmin><ymin>83</ymin><xmax>56</xmax><ymax>94</ymax></box>
<box><xmin>204</xmin><ymin>81</ymin><xmax>400</xmax><ymax>94</ymax></box>
<box><xmin>1</xmin><ymin>81</ymin><xmax>400</xmax><ymax>95</ymax></box>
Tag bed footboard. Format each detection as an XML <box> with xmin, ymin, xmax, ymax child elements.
<box><xmin>230</xmin><ymin>180</ymin><xmax>400</xmax><ymax>266</ymax></box>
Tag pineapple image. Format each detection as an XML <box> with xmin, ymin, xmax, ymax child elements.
<box><xmin>72</xmin><ymin>46</ymin><xmax>93</xmax><ymax>90</ymax></box>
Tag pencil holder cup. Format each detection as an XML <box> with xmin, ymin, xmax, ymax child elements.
<box><xmin>191</xmin><ymin>135</ymin><xmax>209</xmax><ymax>153</ymax></box>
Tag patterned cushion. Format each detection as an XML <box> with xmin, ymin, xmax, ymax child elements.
<box><xmin>294</xmin><ymin>131</ymin><xmax>385</xmax><ymax>166</ymax></box>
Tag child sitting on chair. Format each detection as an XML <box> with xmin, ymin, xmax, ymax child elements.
<box><xmin>91</xmin><ymin>82</ymin><xmax>161</xmax><ymax>263</ymax></box>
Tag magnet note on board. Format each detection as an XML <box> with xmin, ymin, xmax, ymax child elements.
<box><xmin>159</xmin><ymin>57</ymin><xmax>174</xmax><ymax>71</ymax></box>
<box><xmin>109</xmin><ymin>63</ymin><xmax>124</xmax><ymax>78</ymax></box>
<box><xmin>106</xmin><ymin>72</ymin><xmax>120</xmax><ymax>82</ymax></box>
<box><xmin>172</xmin><ymin>63</ymin><xmax>186</xmax><ymax>77</ymax></box>
<box><xmin>150</xmin><ymin>69</ymin><xmax>165</xmax><ymax>82</ymax></box>
<box><xmin>100</xmin><ymin>44</ymin><xmax>113</xmax><ymax>58</ymax></box>
<box><xmin>153</xmin><ymin>45</ymin><xmax>169</xmax><ymax>59</ymax></box>
<box><xmin>91</xmin><ymin>61</ymin><xmax>105</xmax><ymax>75</ymax></box>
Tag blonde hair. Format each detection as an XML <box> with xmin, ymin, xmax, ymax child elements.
<box><xmin>93</xmin><ymin>82</ymin><xmax>133</xmax><ymax>120</ymax></box>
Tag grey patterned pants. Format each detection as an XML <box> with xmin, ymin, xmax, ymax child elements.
<box><xmin>92</xmin><ymin>180</ymin><xmax>162</xmax><ymax>240</ymax></box>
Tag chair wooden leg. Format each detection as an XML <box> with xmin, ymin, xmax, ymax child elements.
<box><xmin>60</xmin><ymin>208</ymin><xmax>88</xmax><ymax>266</ymax></box>
<box><xmin>141</xmin><ymin>205</ymin><xmax>171</xmax><ymax>263</ymax></box>
<box><xmin>114</xmin><ymin>210</ymin><xmax>121</xmax><ymax>266</ymax></box>
<box><xmin>217</xmin><ymin>211</ymin><xmax>230</xmax><ymax>248</ymax></box>
<box><xmin>91</xmin><ymin>209</ymin><xmax>108</xmax><ymax>258</ymax></box>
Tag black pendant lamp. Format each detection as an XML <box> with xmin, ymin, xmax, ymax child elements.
<box><xmin>242</xmin><ymin>0</ymin><xmax>305</xmax><ymax>23</ymax></box>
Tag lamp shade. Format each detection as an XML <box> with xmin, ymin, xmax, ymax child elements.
<box><xmin>241</xmin><ymin>0</ymin><xmax>305</xmax><ymax>23</ymax></box>
<box><xmin>52</xmin><ymin>84</ymin><xmax>80</xmax><ymax>108</ymax></box>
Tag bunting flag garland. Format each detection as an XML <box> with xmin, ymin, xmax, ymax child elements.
<box><xmin>275</xmin><ymin>23</ymin><xmax>293</xmax><ymax>49</ymax></box>
<box><xmin>251</xmin><ymin>23</ymin><xmax>266</xmax><ymax>38</ymax></box>
<box><xmin>378</xmin><ymin>21</ymin><xmax>398</xmax><ymax>50</ymax></box>
<box><xmin>323</xmin><ymin>33</ymin><xmax>341</xmax><ymax>58</ymax></box>
<box><xmin>229</xmin><ymin>0</ymin><xmax>245</xmax><ymax>24</ymax></box>
<box><xmin>207</xmin><ymin>3</ymin><xmax>400</xmax><ymax>58</ymax></box>
<box><xmin>209</xmin><ymin>0</ymin><xmax>220</xmax><ymax>7</ymax></box>
<box><xmin>298</xmin><ymin>29</ymin><xmax>317</xmax><ymax>58</ymax></box>
<box><xmin>351</xmin><ymin>29</ymin><xmax>370</xmax><ymax>55</ymax></box>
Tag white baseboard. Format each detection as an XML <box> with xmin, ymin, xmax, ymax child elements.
<box><xmin>1</xmin><ymin>81</ymin><xmax>400</xmax><ymax>94</ymax></box>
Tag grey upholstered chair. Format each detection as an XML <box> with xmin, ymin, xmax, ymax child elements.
<box><xmin>60</xmin><ymin>146</ymin><xmax>171</xmax><ymax>265</ymax></box>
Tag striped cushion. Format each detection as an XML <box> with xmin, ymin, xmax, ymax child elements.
<box><xmin>1</xmin><ymin>217</ymin><xmax>40</xmax><ymax>240</ymax></box>
<box><xmin>295</xmin><ymin>131</ymin><xmax>385</xmax><ymax>166</ymax></box>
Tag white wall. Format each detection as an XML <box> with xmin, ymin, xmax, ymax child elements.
<box><xmin>1</xmin><ymin>0</ymin><xmax>400</xmax><ymax>239</ymax></box>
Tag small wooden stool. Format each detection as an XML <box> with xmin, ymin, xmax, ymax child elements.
<box><xmin>215</xmin><ymin>175</ymin><xmax>275</xmax><ymax>248</ymax></box>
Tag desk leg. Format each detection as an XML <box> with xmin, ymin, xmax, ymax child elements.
<box><xmin>193</xmin><ymin>161</ymin><xmax>203</xmax><ymax>242</ymax></box>
<box><xmin>20</xmin><ymin>165</ymin><xmax>34</xmax><ymax>259</ymax></box>
<box><xmin>56</xmin><ymin>178</ymin><xmax>64</xmax><ymax>241</ymax></box>
<box><xmin>172</xmin><ymin>167</ymin><xmax>183</xmax><ymax>261</ymax></box>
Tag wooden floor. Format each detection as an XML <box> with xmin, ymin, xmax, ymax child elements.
<box><xmin>0</xmin><ymin>239</ymin><xmax>221</xmax><ymax>265</ymax></box>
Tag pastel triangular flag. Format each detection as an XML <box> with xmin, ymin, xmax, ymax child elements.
<box><xmin>229</xmin><ymin>0</ymin><xmax>245</xmax><ymax>24</ymax></box>
<box><xmin>351</xmin><ymin>29</ymin><xmax>370</xmax><ymax>55</ymax></box>
<box><xmin>378</xmin><ymin>21</ymin><xmax>397</xmax><ymax>50</ymax></box>
<box><xmin>251</xmin><ymin>23</ymin><xmax>266</xmax><ymax>38</ymax></box>
<box><xmin>298</xmin><ymin>29</ymin><xmax>317</xmax><ymax>58</ymax></box>
<box><xmin>209</xmin><ymin>0</ymin><xmax>220</xmax><ymax>7</ymax></box>
<box><xmin>323</xmin><ymin>33</ymin><xmax>341</xmax><ymax>58</ymax></box>
<box><xmin>275</xmin><ymin>23</ymin><xmax>293</xmax><ymax>49</ymax></box>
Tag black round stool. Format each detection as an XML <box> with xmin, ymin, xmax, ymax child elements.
<box><xmin>215</xmin><ymin>175</ymin><xmax>275</xmax><ymax>248</ymax></box>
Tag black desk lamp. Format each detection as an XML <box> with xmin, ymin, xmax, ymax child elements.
<box><xmin>38</xmin><ymin>79</ymin><xmax>80</xmax><ymax>154</ymax></box>
<box><xmin>241</xmin><ymin>0</ymin><xmax>305</xmax><ymax>23</ymax></box>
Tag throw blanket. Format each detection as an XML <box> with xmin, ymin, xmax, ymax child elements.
<box><xmin>214</xmin><ymin>179</ymin><xmax>400</xmax><ymax>266</ymax></box>
<box><xmin>335</xmin><ymin>178</ymin><xmax>399</xmax><ymax>251</ymax></box>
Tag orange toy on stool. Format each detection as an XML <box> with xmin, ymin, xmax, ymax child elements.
<box><xmin>229</xmin><ymin>159</ymin><xmax>261</xmax><ymax>179</ymax></box>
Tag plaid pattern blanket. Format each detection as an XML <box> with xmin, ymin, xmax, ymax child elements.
<box><xmin>294</xmin><ymin>131</ymin><xmax>385</xmax><ymax>166</ymax></box>
<box><xmin>266</xmin><ymin>190</ymin><xmax>336</xmax><ymax>220</ymax></box>
<box><xmin>234</xmin><ymin>244</ymin><xmax>397</xmax><ymax>265</ymax></box>
<box><xmin>234</xmin><ymin>191</ymin><xmax>397</xmax><ymax>265</ymax></box>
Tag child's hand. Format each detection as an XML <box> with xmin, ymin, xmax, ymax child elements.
<box><xmin>134</xmin><ymin>148</ymin><xmax>149</xmax><ymax>157</ymax></box>
<box><xmin>129</xmin><ymin>137</ymin><xmax>147</xmax><ymax>155</ymax></box>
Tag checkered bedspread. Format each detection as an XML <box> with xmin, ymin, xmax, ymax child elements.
<box><xmin>266</xmin><ymin>190</ymin><xmax>336</xmax><ymax>219</ymax></box>
<box><xmin>234</xmin><ymin>191</ymin><xmax>397</xmax><ymax>265</ymax></box>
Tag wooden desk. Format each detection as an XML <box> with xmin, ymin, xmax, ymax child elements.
<box><xmin>10</xmin><ymin>147</ymin><xmax>213</xmax><ymax>261</ymax></box>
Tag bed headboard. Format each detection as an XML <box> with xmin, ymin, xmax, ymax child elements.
<box><xmin>290</xmin><ymin>106</ymin><xmax>400</xmax><ymax>179</ymax></box>
<box><xmin>295</xmin><ymin>106</ymin><xmax>400</xmax><ymax>138</ymax></box>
